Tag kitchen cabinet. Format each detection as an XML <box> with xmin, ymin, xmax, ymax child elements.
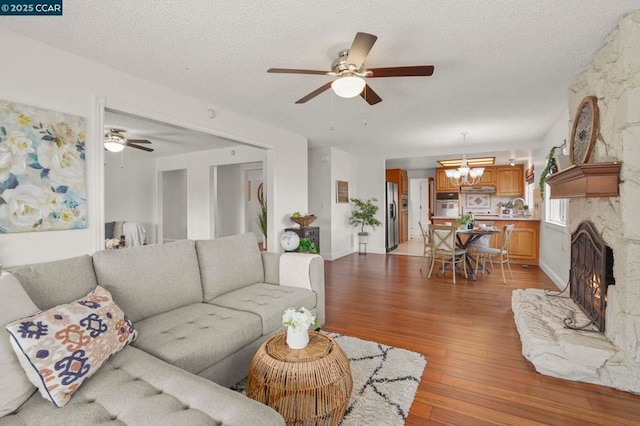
<box><xmin>496</xmin><ymin>165</ymin><xmax>524</xmax><ymax>196</ymax></box>
<box><xmin>435</xmin><ymin>168</ymin><xmax>461</xmax><ymax>192</ymax></box>
<box><xmin>432</xmin><ymin>217</ymin><xmax>540</xmax><ymax>265</ymax></box>
<box><xmin>386</xmin><ymin>168</ymin><xmax>409</xmax><ymax>243</ymax></box>
<box><xmin>477</xmin><ymin>168</ymin><xmax>496</xmax><ymax>186</ymax></box>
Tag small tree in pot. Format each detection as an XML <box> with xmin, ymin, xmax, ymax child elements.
<box><xmin>349</xmin><ymin>198</ymin><xmax>382</xmax><ymax>244</ymax></box>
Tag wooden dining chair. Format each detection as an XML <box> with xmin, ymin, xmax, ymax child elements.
<box><xmin>418</xmin><ymin>221</ymin><xmax>432</xmax><ymax>272</ymax></box>
<box><xmin>427</xmin><ymin>224</ymin><xmax>467</xmax><ymax>284</ymax></box>
<box><xmin>474</xmin><ymin>224</ymin><xmax>514</xmax><ymax>284</ymax></box>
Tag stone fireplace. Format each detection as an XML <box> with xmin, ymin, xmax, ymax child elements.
<box><xmin>512</xmin><ymin>10</ymin><xmax>640</xmax><ymax>394</ymax></box>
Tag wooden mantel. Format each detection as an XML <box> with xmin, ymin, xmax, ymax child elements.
<box><xmin>546</xmin><ymin>162</ymin><xmax>621</xmax><ymax>199</ymax></box>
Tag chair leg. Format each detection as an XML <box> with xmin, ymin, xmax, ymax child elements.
<box><xmin>427</xmin><ymin>255</ymin><xmax>436</xmax><ymax>278</ymax></box>
<box><xmin>474</xmin><ymin>253</ymin><xmax>480</xmax><ymax>275</ymax></box>
<box><xmin>420</xmin><ymin>253</ymin><xmax>425</xmax><ymax>272</ymax></box>
<box><xmin>462</xmin><ymin>254</ymin><xmax>468</xmax><ymax>279</ymax></box>
<box><xmin>500</xmin><ymin>258</ymin><xmax>506</xmax><ymax>284</ymax></box>
<box><xmin>506</xmin><ymin>259</ymin><xmax>513</xmax><ymax>279</ymax></box>
<box><xmin>452</xmin><ymin>256</ymin><xmax>456</xmax><ymax>284</ymax></box>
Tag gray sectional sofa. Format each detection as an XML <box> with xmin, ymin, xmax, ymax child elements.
<box><xmin>1</xmin><ymin>232</ymin><xmax>324</xmax><ymax>425</ymax></box>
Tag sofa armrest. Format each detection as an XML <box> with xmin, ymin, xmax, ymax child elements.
<box><xmin>261</xmin><ymin>252</ymin><xmax>325</xmax><ymax>326</ymax></box>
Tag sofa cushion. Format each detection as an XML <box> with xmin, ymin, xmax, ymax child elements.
<box><xmin>196</xmin><ymin>233</ymin><xmax>265</xmax><ymax>301</ymax></box>
<box><xmin>5</xmin><ymin>286</ymin><xmax>137</xmax><ymax>408</ymax></box>
<box><xmin>92</xmin><ymin>240</ymin><xmax>203</xmax><ymax>323</ymax></box>
<box><xmin>132</xmin><ymin>303</ymin><xmax>262</xmax><ymax>374</ymax></box>
<box><xmin>0</xmin><ymin>272</ymin><xmax>39</xmax><ymax>418</ymax></box>
<box><xmin>9</xmin><ymin>255</ymin><xmax>97</xmax><ymax>311</ymax></box>
<box><xmin>211</xmin><ymin>283</ymin><xmax>317</xmax><ymax>335</ymax></box>
<box><xmin>0</xmin><ymin>346</ymin><xmax>285</xmax><ymax>426</ymax></box>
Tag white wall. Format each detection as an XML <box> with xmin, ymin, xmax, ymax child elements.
<box><xmin>157</xmin><ymin>145</ymin><xmax>265</xmax><ymax>241</ymax></box>
<box><xmin>308</xmin><ymin>147</ymin><xmax>357</xmax><ymax>260</ymax></box>
<box><xmin>0</xmin><ymin>29</ymin><xmax>307</xmax><ymax>266</ymax></box>
<box><xmin>161</xmin><ymin>169</ymin><xmax>187</xmax><ymax>242</ymax></box>
<box><xmin>536</xmin><ymin>109</ymin><xmax>571</xmax><ymax>288</ymax></box>
<box><xmin>214</xmin><ymin>161</ymin><xmax>263</xmax><ymax>238</ymax></box>
<box><xmin>355</xmin><ymin>154</ymin><xmax>387</xmax><ymax>254</ymax></box>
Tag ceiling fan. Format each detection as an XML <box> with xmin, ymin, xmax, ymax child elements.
<box><xmin>267</xmin><ymin>32</ymin><xmax>434</xmax><ymax>105</ymax></box>
<box><xmin>103</xmin><ymin>128</ymin><xmax>154</xmax><ymax>153</ymax></box>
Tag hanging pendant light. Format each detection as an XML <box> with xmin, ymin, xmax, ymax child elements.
<box><xmin>444</xmin><ymin>132</ymin><xmax>485</xmax><ymax>186</ymax></box>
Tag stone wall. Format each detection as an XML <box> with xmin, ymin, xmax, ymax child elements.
<box><xmin>568</xmin><ymin>11</ymin><xmax>640</xmax><ymax>362</ymax></box>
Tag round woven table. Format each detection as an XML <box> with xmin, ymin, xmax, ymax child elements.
<box><xmin>246</xmin><ymin>331</ymin><xmax>353</xmax><ymax>426</ymax></box>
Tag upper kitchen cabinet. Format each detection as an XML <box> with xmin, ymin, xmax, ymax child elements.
<box><xmin>435</xmin><ymin>168</ymin><xmax>460</xmax><ymax>192</ymax></box>
<box><xmin>477</xmin><ymin>167</ymin><xmax>496</xmax><ymax>186</ymax></box>
<box><xmin>496</xmin><ymin>165</ymin><xmax>524</xmax><ymax>196</ymax></box>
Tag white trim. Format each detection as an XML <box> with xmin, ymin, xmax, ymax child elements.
<box><xmin>543</xmin><ymin>220</ymin><xmax>566</xmax><ymax>233</ymax></box>
<box><xmin>93</xmin><ymin>96</ymin><xmax>106</xmax><ymax>253</ymax></box>
<box><xmin>538</xmin><ymin>259</ymin><xmax>566</xmax><ymax>291</ymax></box>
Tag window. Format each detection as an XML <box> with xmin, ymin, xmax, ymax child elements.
<box><xmin>545</xmin><ymin>183</ymin><xmax>566</xmax><ymax>226</ymax></box>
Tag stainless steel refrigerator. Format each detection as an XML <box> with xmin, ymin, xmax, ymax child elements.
<box><xmin>386</xmin><ymin>182</ymin><xmax>399</xmax><ymax>252</ymax></box>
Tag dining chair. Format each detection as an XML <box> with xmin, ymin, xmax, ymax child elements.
<box><xmin>474</xmin><ymin>224</ymin><xmax>515</xmax><ymax>284</ymax></box>
<box><xmin>427</xmin><ymin>224</ymin><xmax>467</xmax><ymax>284</ymax></box>
<box><xmin>418</xmin><ymin>221</ymin><xmax>432</xmax><ymax>272</ymax></box>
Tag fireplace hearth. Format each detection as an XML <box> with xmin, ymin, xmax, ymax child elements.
<box><xmin>565</xmin><ymin>221</ymin><xmax>614</xmax><ymax>331</ymax></box>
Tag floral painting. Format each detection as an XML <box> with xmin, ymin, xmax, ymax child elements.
<box><xmin>0</xmin><ymin>99</ymin><xmax>86</xmax><ymax>233</ymax></box>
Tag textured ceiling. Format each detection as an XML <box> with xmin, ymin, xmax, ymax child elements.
<box><xmin>1</xmin><ymin>1</ymin><xmax>638</xmax><ymax>169</ymax></box>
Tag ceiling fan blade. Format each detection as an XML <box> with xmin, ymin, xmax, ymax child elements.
<box><xmin>126</xmin><ymin>139</ymin><xmax>151</xmax><ymax>144</ymax></box>
<box><xmin>295</xmin><ymin>81</ymin><xmax>333</xmax><ymax>104</ymax></box>
<box><xmin>360</xmin><ymin>84</ymin><xmax>382</xmax><ymax>105</ymax></box>
<box><xmin>267</xmin><ymin>68</ymin><xmax>330</xmax><ymax>75</ymax></box>
<box><xmin>366</xmin><ymin>66</ymin><xmax>435</xmax><ymax>78</ymax></box>
<box><xmin>127</xmin><ymin>143</ymin><xmax>154</xmax><ymax>152</ymax></box>
<box><xmin>346</xmin><ymin>32</ymin><xmax>377</xmax><ymax>70</ymax></box>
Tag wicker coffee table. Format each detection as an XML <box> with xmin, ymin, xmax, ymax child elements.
<box><xmin>246</xmin><ymin>331</ymin><xmax>353</xmax><ymax>426</ymax></box>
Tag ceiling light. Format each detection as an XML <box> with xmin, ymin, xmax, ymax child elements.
<box><xmin>444</xmin><ymin>132</ymin><xmax>485</xmax><ymax>186</ymax></box>
<box><xmin>104</xmin><ymin>130</ymin><xmax>126</xmax><ymax>152</ymax></box>
<box><xmin>331</xmin><ymin>76</ymin><xmax>366</xmax><ymax>98</ymax></box>
<box><xmin>509</xmin><ymin>158</ymin><xmax>515</xmax><ymax>166</ymax></box>
<box><xmin>438</xmin><ymin>157</ymin><xmax>496</xmax><ymax>168</ymax></box>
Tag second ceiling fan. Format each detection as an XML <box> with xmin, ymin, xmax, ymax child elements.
<box><xmin>267</xmin><ymin>32</ymin><xmax>435</xmax><ymax>105</ymax></box>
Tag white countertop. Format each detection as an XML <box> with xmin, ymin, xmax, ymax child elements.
<box><xmin>432</xmin><ymin>215</ymin><xmax>540</xmax><ymax>222</ymax></box>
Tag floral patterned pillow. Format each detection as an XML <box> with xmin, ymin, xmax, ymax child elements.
<box><xmin>5</xmin><ymin>285</ymin><xmax>136</xmax><ymax>407</ymax></box>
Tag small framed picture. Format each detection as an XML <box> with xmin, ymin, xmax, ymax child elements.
<box><xmin>336</xmin><ymin>180</ymin><xmax>349</xmax><ymax>203</ymax></box>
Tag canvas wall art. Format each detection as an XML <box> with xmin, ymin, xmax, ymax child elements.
<box><xmin>0</xmin><ymin>99</ymin><xmax>87</xmax><ymax>233</ymax></box>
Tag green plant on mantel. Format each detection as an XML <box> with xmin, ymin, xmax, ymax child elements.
<box><xmin>539</xmin><ymin>140</ymin><xmax>566</xmax><ymax>201</ymax></box>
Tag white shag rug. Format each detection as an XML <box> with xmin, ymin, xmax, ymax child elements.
<box><xmin>233</xmin><ymin>331</ymin><xmax>427</xmax><ymax>425</ymax></box>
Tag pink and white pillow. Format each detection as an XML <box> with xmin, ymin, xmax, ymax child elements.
<box><xmin>5</xmin><ymin>285</ymin><xmax>137</xmax><ymax>407</ymax></box>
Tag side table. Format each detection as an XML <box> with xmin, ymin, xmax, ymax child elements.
<box><xmin>246</xmin><ymin>331</ymin><xmax>353</xmax><ymax>426</ymax></box>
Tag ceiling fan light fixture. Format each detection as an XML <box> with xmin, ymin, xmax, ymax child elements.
<box><xmin>331</xmin><ymin>76</ymin><xmax>366</xmax><ymax>98</ymax></box>
<box><xmin>104</xmin><ymin>130</ymin><xmax>126</xmax><ymax>152</ymax></box>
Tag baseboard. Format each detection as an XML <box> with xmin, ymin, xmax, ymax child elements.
<box><xmin>538</xmin><ymin>259</ymin><xmax>566</xmax><ymax>290</ymax></box>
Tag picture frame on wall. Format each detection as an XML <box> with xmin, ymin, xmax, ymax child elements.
<box><xmin>336</xmin><ymin>180</ymin><xmax>349</xmax><ymax>203</ymax></box>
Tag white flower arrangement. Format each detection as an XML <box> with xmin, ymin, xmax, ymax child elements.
<box><xmin>282</xmin><ymin>307</ymin><xmax>317</xmax><ymax>331</ymax></box>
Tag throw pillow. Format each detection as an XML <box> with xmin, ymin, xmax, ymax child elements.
<box><xmin>5</xmin><ymin>285</ymin><xmax>137</xmax><ymax>407</ymax></box>
<box><xmin>0</xmin><ymin>272</ymin><xmax>39</xmax><ymax>418</ymax></box>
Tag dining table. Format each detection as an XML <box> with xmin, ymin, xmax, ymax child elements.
<box><xmin>455</xmin><ymin>227</ymin><xmax>500</xmax><ymax>280</ymax></box>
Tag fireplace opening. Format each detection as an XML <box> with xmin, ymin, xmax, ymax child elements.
<box><xmin>566</xmin><ymin>221</ymin><xmax>615</xmax><ymax>331</ymax></box>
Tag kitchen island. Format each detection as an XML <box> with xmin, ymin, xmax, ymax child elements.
<box><xmin>432</xmin><ymin>216</ymin><xmax>540</xmax><ymax>265</ymax></box>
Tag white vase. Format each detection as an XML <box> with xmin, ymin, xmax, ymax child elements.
<box><xmin>286</xmin><ymin>326</ymin><xmax>309</xmax><ymax>349</ymax></box>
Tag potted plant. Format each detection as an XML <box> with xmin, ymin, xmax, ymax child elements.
<box><xmin>458</xmin><ymin>214</ymin><xmax>473</xmax><ymax>229</ymax></box>
<box><xmin>504</xmin><ymin>201</ymin><xmax>514</xmax><ymax>216</ymax></box>
<box><xmin>298</xmin><ymin>238</ymin><xmax>318</xmax><ymax>254</ymax></box>
<box><xmin>256</xmin><ymin>198</ymin><xmax>267</xmax><ymax>251</ymax></box>
<box><xmin>348</xmin><ymin>198</ymin><xmax>382</xmax><ymax>244</ymax></box>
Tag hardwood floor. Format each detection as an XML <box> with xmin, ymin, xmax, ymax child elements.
<box><xmin>323</xmin><ymin>253</ymin><xmax>640</xmax><ymax>425</ymax></box>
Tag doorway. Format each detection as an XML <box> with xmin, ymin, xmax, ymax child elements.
<box><xmin>160</xmin><ymin>169</ymin><xmax>187</xmax><ymax>243</ymax></box>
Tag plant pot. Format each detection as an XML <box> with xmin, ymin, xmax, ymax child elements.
<box><xmin>286</xmin><ymin>326</ymin><xmax>309</xmax><ymax>349</ymax></box>
<box><xmin>358</xmin><ymin>233</ymin><xmax>369</xmax><ymax>244</ymax></box>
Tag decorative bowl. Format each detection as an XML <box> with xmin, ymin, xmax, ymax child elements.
<box><xmin>290</xmin><ymin>215</ymin><xmax>317</xmax><ymax>228</ymax></box>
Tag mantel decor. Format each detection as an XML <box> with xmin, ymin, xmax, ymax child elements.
<box><xmin>545</xmin><ymin>162</ymin><xmax>621</xmax><ymax>199</ymax></box>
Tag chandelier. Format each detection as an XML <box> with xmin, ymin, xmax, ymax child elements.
<box><xmin>445</xmin><ymin>132</ymin><xmax>485</xmax><ymax>186</ymax></box>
